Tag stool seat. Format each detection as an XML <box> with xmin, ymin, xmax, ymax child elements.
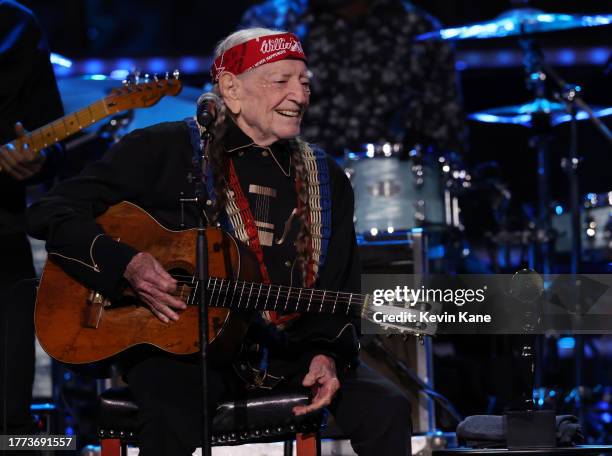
<box><xmin>97</xmin><ymin>387</ymin><xmax>323</xmax><ymax>446</ymax></box>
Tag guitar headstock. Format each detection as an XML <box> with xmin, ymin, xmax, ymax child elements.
<box><xmin>104</xmin><ymin>70</ymin><xmax>183</xmax><ymax>113</ymax></box>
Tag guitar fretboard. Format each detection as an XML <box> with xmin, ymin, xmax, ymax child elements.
<box><xmin>176</xmin><ymin>277</ymin><xmax>366</xmax><ymax>317</ymax></box>
<box><xmin>3</xmin><ymin>100</ymin><xmax>112</xmax><ymax>156</ymax></box>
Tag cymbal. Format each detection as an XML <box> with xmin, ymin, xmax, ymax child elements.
<box><xmin>468</xmin><ymin>98</ymin><xmax>612</xmax><ymax>128</ymax></box>
<box><xmin>416</xmin><ymin>8</ymin><xmax>612</xmax><ymax>41</ymax></box>
<box><xmin>57</xmin><ymin>75</ymin><xmax>202</xmax><ymax>132</ymax></box>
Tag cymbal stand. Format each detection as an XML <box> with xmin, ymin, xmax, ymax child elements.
<box><xmin>538</xmin><ymin>62</ymin><xmax>604</xmax><ymax>428</ymax></box>
<box><xmin>519</xmin><ymin>36</ymin><xmax>553</xmax><ymax>277</ymax></box>
<box><xmin>517</xmin><ymin>35</ymin><xmax>552</xmax><ymax>410</ymax></box>
<box><xmin>536</xmin><ymin>49</ymin><xmax>612</xmax><ymax>427</ymax></box>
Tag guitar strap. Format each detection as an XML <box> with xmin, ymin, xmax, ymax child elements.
<box><xmin>185</xmin><ymin>119</ymin><xmax>333</xmax><ymax>388</ymax></box>
<box><xmin>184</xmin><ymin>119</ymin><xmax>332</xmax><ymax>324</ymax></box>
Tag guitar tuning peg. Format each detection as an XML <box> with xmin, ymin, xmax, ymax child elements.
<box><xmin>165</xmin><ymin>71</ymin><xmax>169</xmax><ymax>80</ymax></box>
<box><xmin>122</xmin><ymin>79</ymin><xmax>129</xmax><ymax>87</ymax></box>
<box><xmin>173</xmin><ymin>69</ymin><xmax>180</xmax><ymax>80</ymax></box>
<box><xmin>153</xmin><ymin>73</ymin><xmax>159</xmax><ymax>82</ymax></box>
<box><xmin>144</xmin><ymin>73</ymin><xmax>150</xmax><ymax>82</ymax></box>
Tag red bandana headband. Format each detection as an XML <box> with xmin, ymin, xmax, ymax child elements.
<box><xmin>211</xmin><ymin>32</ymin><xmax>306</xmax><ymax>82</ymax></box>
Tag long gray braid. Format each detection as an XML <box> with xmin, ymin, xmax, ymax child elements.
<box><xmin>205</xmin><ymin>85</ymin><xmax>230</xmax><ymax>225</ymax></box>
<box><xmin>209</xmin><ymin>27</ymin><xmax>316</xmax><ymax>285</ymax></box>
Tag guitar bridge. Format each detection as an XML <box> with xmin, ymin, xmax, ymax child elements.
<box><xmin>85</xmin><ymin>290</ymin><xmax>111</xmax><ymax>328</ymax></box>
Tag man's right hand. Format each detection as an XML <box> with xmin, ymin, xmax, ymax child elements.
<box><xmin>123</xmin><ymin>252</ymin><xmax>187</xmax><ymax>323</ymax></box>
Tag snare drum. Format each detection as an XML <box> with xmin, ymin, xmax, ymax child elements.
<box><xmin>345</xmin><ymin>144</ymin><xmax>450</xmax><ymax>235</ymax></box>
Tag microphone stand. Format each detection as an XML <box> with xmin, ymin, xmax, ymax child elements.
<box><xmin>187</xmin><ymin>124</ymin><xmax>214</xmax><ymax>456</ymax></box>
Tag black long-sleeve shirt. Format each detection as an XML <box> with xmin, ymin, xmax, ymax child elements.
<box><xmin>27</xmin><ymin>120</ymin><xmax>361</xmax><ymax>379</ymax></box>
<box><xmin>0</xmin><ymin>0</ymin><xmax>64</xmax><ymax>286</ymax></box>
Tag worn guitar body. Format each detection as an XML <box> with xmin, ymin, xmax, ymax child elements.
<box><xmin>35</xmin><ymin>201</ymin><xmax>260</xmax><ymax>365</ymax></box>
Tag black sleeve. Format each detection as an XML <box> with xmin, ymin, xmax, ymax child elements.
<box><xmin>26</xmin><ymin>128</ymin><xmax>165</xmax><ymax>299</ymax></box>
<box><xmin>284</xmin><ymin>156</ymin><xmax>361</xmax><ymax>374</ymax></box>
<box><xmin>0</xmin><ymin>2</ymin><xmax>64</xmax><ymax>141</ymax></box>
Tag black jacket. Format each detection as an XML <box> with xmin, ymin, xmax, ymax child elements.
<box><xmin>27</xmin><ymin>120</ymin><xmax>362</xmax><ymax>380</ymax></box>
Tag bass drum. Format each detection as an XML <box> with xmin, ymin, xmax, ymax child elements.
<box><xmin>345</xmin><ymin>144</ymin><xmax>453</xmax><ymax>235</ymax></box>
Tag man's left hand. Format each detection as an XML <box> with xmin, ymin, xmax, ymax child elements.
<box><xmin>293</xmin><ymin>354</ymin><xmax>340</xmax><ymax>416</ymax></box>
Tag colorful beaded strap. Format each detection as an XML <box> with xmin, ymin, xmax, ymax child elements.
<box><xmin>185</xmin><ymin>119</ymin><xmax>332</xmax><ymax>314</ymax></box>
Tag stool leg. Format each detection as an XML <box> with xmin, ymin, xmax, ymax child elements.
<box><xmin>295</xmin><ymin>432</ymin><xmax>319</xmax><ymax>456</ymax></box>
<box><xmin>101</xmin><ymin>438</ymin><xmax>122</xmax><ymax>456</ymax></box>
<box><xmin>284</xmin><ymin>439</ymin><xmax>293</xmax><ymax>456</ymax></box>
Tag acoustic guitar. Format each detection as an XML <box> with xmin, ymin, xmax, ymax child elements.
<box><xmin>34</xmin><ymin>202</ymin><xmax>368</xmax><ymax>365</ymax></box>
<box><xmin>0</xmin><ymin>75</ymin><xmax>182</xmax><ymax>173</ymax></box>
<box><xmin>35</xmin><ymin>202</ymin><xmax>434</xmax><ymax>366</ymax></box>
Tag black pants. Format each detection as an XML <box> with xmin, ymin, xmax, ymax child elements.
<box><xmin>126</xmin><ymin>354</ymin><xmax>412</xmax><ymax>456</ymax></box>
<box><xmin>0</xmin><ymin>278</ymin><xmax>37</xmax><ymax>435</ymax></box>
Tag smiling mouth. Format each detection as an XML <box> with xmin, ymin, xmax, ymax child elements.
<box><xmin>276</xmin><ymin>109</ymin><xmax>301</xmax><ymax>118</ymax></box>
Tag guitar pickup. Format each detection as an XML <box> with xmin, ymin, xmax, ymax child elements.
<box><xmin>85</xmin><ymin>290</ymin><xmax>111</xmax><ymax>329</ymax></box>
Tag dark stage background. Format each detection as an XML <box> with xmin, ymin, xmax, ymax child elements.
<box><xmin>13</xmin><ymin>0</ymin><xmax>612</xmax><ymax>445</ymax></box>
<box><xmin>22</xmin><ymin>0</ymin><xmax>612</xmax><ymax>207</ymax></box>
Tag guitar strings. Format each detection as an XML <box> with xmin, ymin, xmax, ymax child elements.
<box><xmin>168</xmin><ymin>276</ymin><xmax>367</xmax><ymax>308</ymax></box>
<box><xmin>172</xmin><ymin>285</ymin><xmax>360</xmax><ymax>311</ymax></box>
<box><xmin>169</xmin><ymin>273</ymin><xmax>363</xmax><ymax>301</ymax></box>
<box><xmin>174</xmin><ymin>285</ymin><xmax>366</xmax><ymax>308</ymax></box>
<box><xmin>168</xmin><ymin>274</ymin><xmax>366</xmax><ymax>304</ymax></box>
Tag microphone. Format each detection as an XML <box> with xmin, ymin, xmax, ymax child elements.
<box><xmin>196</xmin><ymin>92</ymin><xmax>221</xmax><ymax>128</ymax></box>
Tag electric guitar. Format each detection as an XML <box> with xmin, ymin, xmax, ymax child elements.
<box><xmin>35</xmin><ymin>201</ymin><xmax>432</xmax><ymax>366</ymax></box>
<box><xmin>0</xmin><ymin>75</ymin><xmax>182</xmax><ymax>173</ymax></box>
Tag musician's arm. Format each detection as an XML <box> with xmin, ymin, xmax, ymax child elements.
<box><xmin>0</xmin><ymin>7</ymin><xmax>65</xmax><ymax>183</ymax></box>
<box><xmin>27</xmin><ymin>128</ymin><xmax>163</xmax><ymax>299</ymax></box>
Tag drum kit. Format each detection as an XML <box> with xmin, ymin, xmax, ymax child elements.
<box><xmin>349</xmin><ymin>9</ymin><xmax>612</xmax><ymax>438</ymax></box>
<box><xmin>42</xmin><ymin>6</ymin><xmax>611</xmax><ymax>442</ymax></box>
<box><xmin>347</xmin><ymin>7</ymin><xmax>612</xmax><ymax>275</ymax></box>
<box><xmin>52</xmin><ymin>8</ymin><xmax>612</xmax><ymax>275</ymax></box>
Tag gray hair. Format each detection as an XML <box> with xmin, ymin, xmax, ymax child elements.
<box><xmin>214</xmin><ymin>27</ymin><xmax>287</xmax><ymax>59</ymax></box>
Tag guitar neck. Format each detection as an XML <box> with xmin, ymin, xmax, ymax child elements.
<box><xmin>176</xmin><ymin>277</ymin><xmax>366</xmax><ymax>317</ymax></box>
<box><xmin>3</xmin><ymin>99</ymin><xmax>112</xmax><ymax>156</ymax></box>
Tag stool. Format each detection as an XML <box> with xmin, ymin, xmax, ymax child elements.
<box><xmin>97</xmin><ymin>387</ymin><xmax>323</xmax><ymax>456</ymax></box>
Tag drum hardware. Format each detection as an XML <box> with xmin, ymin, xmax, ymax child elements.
<box><xmin>440</xmin><ymin>154</ymin><xmax>471</xmax><ymax>231</ymax></box>
<box><xmin>552</xmin><ymin>193</ymin><xmax>612</xmax><ymax>262</ymax></box>
<box><xmin>419</xmin><ymin>3</ymin><xmax>612</xmax><ymax>270</ymax></box>
<box><xmin>345</xmin><ymin>142</ymin><xmax>471</xmax><ymax>258</ymax></box>
<box><xmin>415</xmin><ymin>8</ymin><xmax>612</xmax><ymax>41</ymax></box>
<box><xmin>529</xmin><ymin>24</ymin><xmax>606</xmax><ymax>428</ymax></box>
<box><xmin>546</xmin><ymin>68</ymin><xmax>612</xmax><ymax>429</ymax></box>
<box><xmin>345</xmin><ymin>143</ymin><xmax>447</xmax><ymax>235</ymax></box>
<box><xmin>465</xmin><ymin>32</ymin><xmax>610</xmax><ymax>275</ymax></box>
<box><xmin>417</xmin><ymin>6</ymin><xmax>612</xmax><ymax>431</ymax></box>
<box><xmin>469</xmin><ymin>99</ymin><xmax>612</xmax><ymax>128</ymax></box>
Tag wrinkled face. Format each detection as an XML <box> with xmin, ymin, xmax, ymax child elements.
<box><xmin>233</xmin><ymin>59</ymin><xmax>310</xmax><ymax>146</ymax></box>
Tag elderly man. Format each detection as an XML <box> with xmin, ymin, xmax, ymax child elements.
<box><xmin>28</xmin><ymin>28</ymin><xmax>411</xmax><ymax>455</ymax></box>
